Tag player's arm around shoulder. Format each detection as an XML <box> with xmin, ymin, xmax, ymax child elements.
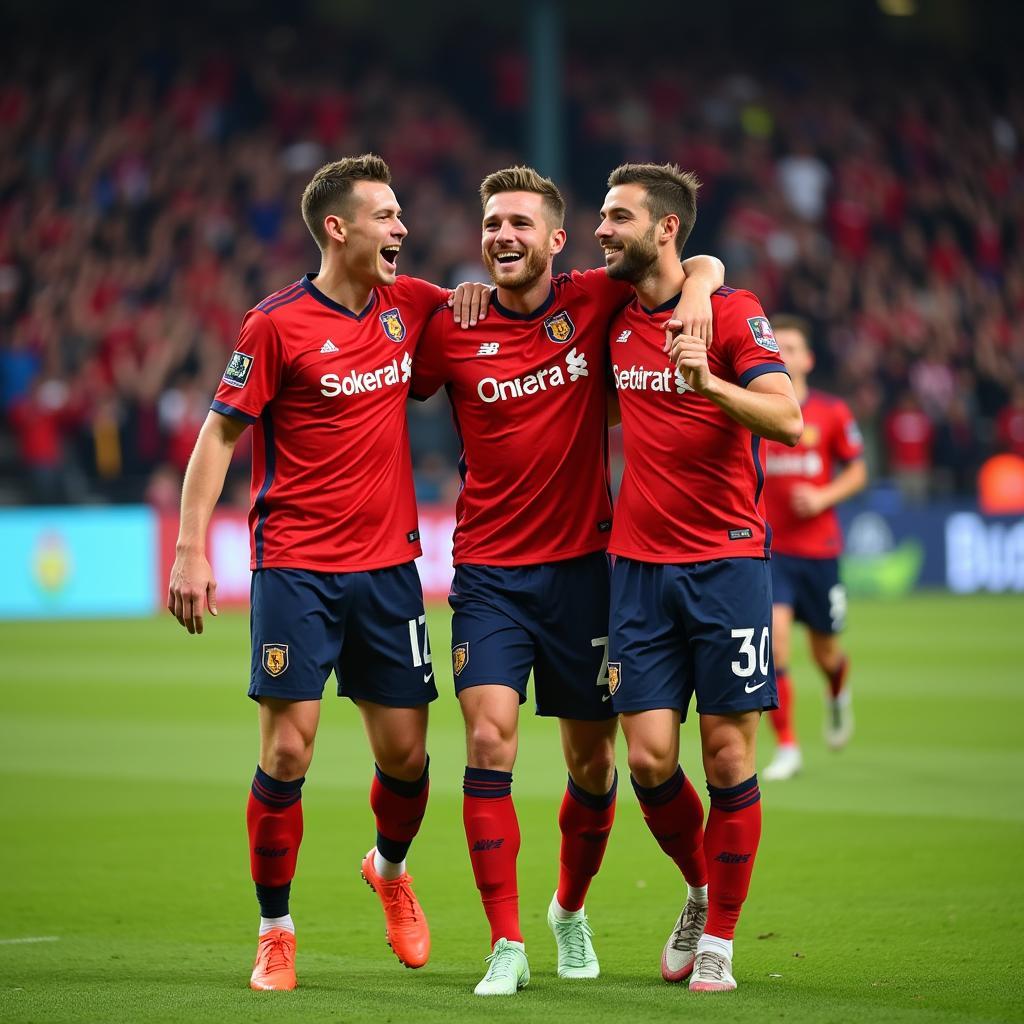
<box><xmin>663</xmin><ymin>254</ymin><xmax>726</xmax><ymax>349</ymax></box>
<box><xmin>167</xmin><ymin>410</ymin><xmax>248</xmax><ymax>635</ymax></box>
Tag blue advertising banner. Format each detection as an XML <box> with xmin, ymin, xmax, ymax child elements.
<box><xmin>0</xmin><ymin>507</ymin><xmax>156</xmax><ymax>619</ymax></box>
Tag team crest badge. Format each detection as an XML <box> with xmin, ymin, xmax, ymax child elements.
<box><xmin>544</xmin><ymin>311</ymin><xmax>575</xmax><ymax>344</ymax></box>
<box><xmin>607</xmin><ymin>662</ymin><xmax>621</xmax><ymax>695</ymax></box>
<box><xmin>222</xmin><ymin>350</ymin><xmax>253</xmax><ymax>388</ymax></box>
<box><xmin>746</xmin><ymin>317</ymin><xmax>780</xmax><ymax>352</ymax></box>
<box><xmin>379</xmin><ymin>307</ymin><xmax>407</xmax><ymax>343</ymax></box>
<box><xmin>452</xmin><ymin>642</ymin><xmax>469</xmax><ymax>676</ymax></box>
<box><xmin>262</xmin><ymin>644</ymin><xmax>289</xmax><ymax>677</ymax></box>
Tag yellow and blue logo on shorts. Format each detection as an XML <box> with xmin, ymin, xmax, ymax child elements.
<box><xmin>607</xmin><ymin>661</ymin><xmax>621</xmax><ymax>695</ymax></box>
<box><xmin>263</xmin><ymin>644</ymin><xmax>289</xmax><ymax>677</ymax></box>
<box><xmin>379</xmin><ymin>307</ymin><xmax>407</xmax><ymax>343</ymax></box>
<box><xmin>452</xmin><ymin>642</ymin><xmax>469</xmax><ymax>676</ymax></box>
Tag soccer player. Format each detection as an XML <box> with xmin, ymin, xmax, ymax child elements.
<box><xmin>761</xmin><ymin>315</ymin><xmax>867</xmax><ymax>781</ymax></box>
<box><xmin>411</xmin><ymin>166</ymin><xmax>724</xmax><ymax>995</ymax></box>
<box><xmin>166</xmin><ymin>155</ymin><xmax>489</xmax><ymax>991</ymax></box>
<box><xmin>598</xmin><ymin>163</ymin><xmax>802</xmax><ymax>993</ymax></box>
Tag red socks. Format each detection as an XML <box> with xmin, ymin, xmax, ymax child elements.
<box><xmin>770</xmin><ymin>667</ymin><xmax>796</xmax><ymax>746</ymax></box>
<box><xmin>369</xmin><ymin>756</ymin><xmax>430</xmax><ymax>864</ymax></box>
<box><xmin>631</xmin><ymin>767</ymin><xmax>708</xmax><ymax>887</ymax></box>
<box><xmin>556</xmin><ymin>772</ymin><xmax>617</xmax><ymax>912</ymax></box>
<box><xmin>247</xmin><ymin>766</ymin><xmax>304</xmax><ymax>918</ymax></box>
<box><xmin>704</xmin><ymin>775</ymin><xmax>762</xmax><ymax>940</ymax></box>
<box><xmin>463</xmin><ymin>767</ymin><xmax>522</xmax><ymax>944</ymax></box>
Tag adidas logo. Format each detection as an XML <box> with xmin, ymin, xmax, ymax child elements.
<box><xmin>320</xmin><ymin>339</ymin><xmax>339</xmax><ymax>353</ymax></box>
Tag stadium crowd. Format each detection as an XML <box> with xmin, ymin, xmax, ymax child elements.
<box><xmin>1</xmin><ymin>39</ymin><xmax>1022</xmax><ymax>506</ymax></box>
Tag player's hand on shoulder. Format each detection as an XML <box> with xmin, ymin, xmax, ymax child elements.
<box><xmin>661</xmin><ymin>295</ymin><xmax>713</xmax><ymax>354</ymax></box>
<box><xmin>449</xmin><ymin>282</ymin><xmax>492</xmax><ymax>329</ymax></box>
<box><xmin>669</xmin><ymin>332</ymin><xmax>714</xmax><ymax>394</ymax></box>
<box><xmin>167</xmin><ymin>551</ymin><xmax>218</xmax><ymax>635</ymax></box>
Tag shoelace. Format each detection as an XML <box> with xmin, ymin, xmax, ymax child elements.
<box><xmin>553</xmin><ymin>917</ymin><xmax>593</xmax><ymax>968</ymax></box>
<box><xmin>258</xmin><ymin>934</ymin><xmax>293</xmax><ymax>973</ymax></box>
<box><xmin>379</xmin><ymin>876</ymin><xmax>419</xmax><ymax>923</ymax></box>
<box><xmin>694</xmin><ymin>951</ymin><xmax>727</xmax><ymax>980</ymax></box>
<box><xmin>483</xmin><ymin>941</ymin><xmax>520</xmax><ymax>978</ymax></box>
<box><xmin>670</xmin><ymin>902</ymin><xmax>707</xmax><ymax>951</ymax></box>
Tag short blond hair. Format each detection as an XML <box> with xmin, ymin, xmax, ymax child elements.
<box><xmin>301</xmin><ymin>154</ymin><xmax>392</xmax><ymax>250</ymax></box>
<box><xmin>479</xmin><ymin>166</ymin><xmax>565</xmax><ymax>227</ymax></box>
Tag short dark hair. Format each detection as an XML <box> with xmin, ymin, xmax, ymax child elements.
<box><xmin>771</xmin><ymin>313</ymin><xmax>814</xmax><ymax>348</ymax></box>
<box><xmin>606</xmin><ymin>162</ymin><xmax>700</xmax><ymax>255</ymax></box>
<box><xmin>479</xmin><ymin>166</ymin><xmax>566</xmax><ymax>228</ymax></box>
<box><xmin>301</xmin><ymin>154</ymin><xmax>392</xmax><ymax>250</ymax></box>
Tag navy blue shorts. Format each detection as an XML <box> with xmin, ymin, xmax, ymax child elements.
<box><xmin>609</xmin><ymin>557</ymin><xmax>777</xmax><ymax>720</ymax></box>
<box><xmin>771</xmin><ymin>554</ymin><xmax>846</xmax><ymax>635</ymax></box>
<box><xmin>249</xmin><ymin>563</ymin><xmax>438</xmax><ymax>706</ymax></box>
<box><xmin>448</xmin><ymin>552</ymin><xmax>614</xmax><ymax>720</ymax></box>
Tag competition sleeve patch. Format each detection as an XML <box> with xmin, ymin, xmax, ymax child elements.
<box><xmin>746</xmin><ymin>317</ymin><xmax>779</xmax><ymax>352</ymax></box>
<box><xmin>222</xmin><ymin>350</ymin><xmax>254</xmax><ymax>388</ymax></box>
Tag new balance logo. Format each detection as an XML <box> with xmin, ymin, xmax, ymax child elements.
<box><xmin>714</xmin><ymin>851</ymin><xmax>751</xmax><ymax>864</ymax></box>
<box><xmin>320</xmin><ymin>339</ymin><xmax>339</xmax><ymax>353</ymax></box>
<box><xmin>566</xmin><ymin>347</ymin><xmax>588</xmax><ymax>380</ymax></box>
<box><xmin>477</xmin><ymin>342</ymin><xmax>500</xmax><ymax>356</ymax></box>
<box><xmin>615</xmin><ymin>330</ymin><xmax>632</xmax><ymax>343</ymax></box>
<box><xmin>472</xmin><ymin>839</ymin><xmax>505</xmax><ymax>851</ymax></box>
<box><xmin>255</xmin><ymin>846</ymin><xmax>290</xmax><ymax>857</ymax></box>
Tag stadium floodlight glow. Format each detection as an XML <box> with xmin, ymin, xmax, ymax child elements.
<box><xmin>877</xmin><ymin>0</ymin><xmax>916</xmax><ymax>14</ymax></box>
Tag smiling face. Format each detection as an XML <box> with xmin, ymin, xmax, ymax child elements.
<box><xmin>481</xmin><ymin>190</ymin><xmax>565</xmax><ymax>292</ymax></box>
<box><xmin>595</xmin><ymin>183</ymin><xmax>660</xmax><ymax>284</ymax></box>
<box><xmin>327</xmin><ymin>180</ymin><xmax>408</xmax><ymax>287</ymax></box>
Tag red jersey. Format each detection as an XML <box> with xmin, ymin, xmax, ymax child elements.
<box><xmin>411</xmin><ymin>268</ymin><xmax>632</xmax><ymax>565</ymax></box>
<box><xmin>763</xmin><ymin>390</ymin><xmax>864</xmax><ymax>558</ymax></box>
<box><xmin>212</xmin><ymin>273</ymin><xmax>447</xmax><ymax>572</ymax></box>
<box><xmin>609</xmin><ymin>286</ymin><xmax>788</xmax><ymax>563</ymax></box>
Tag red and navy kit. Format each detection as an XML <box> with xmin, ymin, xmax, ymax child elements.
<box><xmin>607</xmin><ymin>286</ymin><xmax>788</xmax><ymax>718</ymax></box>
<box><xmin>763</xmin><ymin>390</ymin><xmax>864</xmax><ymax>559</ymax></box>
<box><xmin>411</xmin><ymin>268</ymin><xmax>632</xmax><ymax>566</ymax></box>
<box><xmin>212</xmin><ymin>273</ymin><xmax>447</xmax><ymax>572</ymax></box>
<box><xmin>608</xmin><ymin>286</ymin><xmax>788</xmax><ymax>563</ymax></box>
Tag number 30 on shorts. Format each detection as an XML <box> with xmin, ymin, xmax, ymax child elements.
<box><xmin>730</xmin><ymin>627</ymin><xmax>770</xmax><ymax>678</ymax></box>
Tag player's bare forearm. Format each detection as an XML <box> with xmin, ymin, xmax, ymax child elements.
<box><xmin>168</xmin><ymin>410</ymin><xmax>246</xmax><ymax>634</ymax></box>
<box><xmin>176</xmin><ymin>411</ymin><xmax>246</xmax><ymax>553</ymax></box>
<box><xmin>819</xmin><ymin>457</ymin><xmax>868</xmax><ymax>509</ymax></box>
<box><xmin>700</xmin><ymin>372</ymin><xmax>803</xmax><ymax>446</ymax></box>
<box><xmin>681</xmin><ymin>254</ymin><xmax>725</xmax><ymax>292</ymax></box>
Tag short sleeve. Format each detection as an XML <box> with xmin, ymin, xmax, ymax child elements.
<box><xmin>410</xmin><ymin>306</ymin><xmax>450</xmax><ymax>401</ymax></box>
<box><xmin>211</xmin><ymin>310</ymin><xmax>284</xmax><ymax>423</ymax></box>
<box><xmin>716</xmin><ymin>291</ymin><xmax>788</xmax><ymax>387</ymax></box>
<box><xmin>832</xmin><ymin>399</ymin><xmax>865</xmax><ymax>463</ymax></box>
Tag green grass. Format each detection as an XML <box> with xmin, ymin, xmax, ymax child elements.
<box><xmin>1</xmin><ymin>593</ymin><xmax>1023</xmax><ymax>1023</ymax></box>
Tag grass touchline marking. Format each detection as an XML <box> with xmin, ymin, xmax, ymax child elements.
<box><xmin>0</xmin><ymin>936</ymin><xmax>60</xmax><ymax>945</ymax></box>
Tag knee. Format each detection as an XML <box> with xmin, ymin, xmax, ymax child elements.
<box><xmin>467</xmin><ymin>719</ymin><xmax>515</xmax><ymax>770</ymax></box>
<box><xmin>261</xmin><ymin>736</ymin><xmax>313</xmax><ymax>781</ymax></box>
<box><xmin>702</xmin><ymin>738</ymin><xmax>750</xmax><ymax>789</ymax></box>
<box><xmin>627</xmin><ymin>745</ymin><xmax>675</xmax><ymax>790</ymax></box>
<box><xmin>567</xmin><ymin>744</ymin><xmax>616</xmax><ymax>795</ymax></box>
<box><xmin>376</xmin><ymin>743</ymin><xmax>427</xmax><ymax>782</ymax></box>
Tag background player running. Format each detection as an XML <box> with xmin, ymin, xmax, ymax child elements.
<box><xmin>598</xmin><ymin>162</ymin><xmax>802</xmax><ymax>993</ymax></box>
<box><xmin>412</xmin><ymin>165</ymin><xmax>723</xmax><ymax>995</ymax></box>
<box><xmin>760</xmin><ymin>315</ymin><xmax>867</xmax><ymax>781</ymax></box>
<box><xmin>167</xmin><ymin>155</ymin><xmax>487</xmax><ymax>991</ymax></box>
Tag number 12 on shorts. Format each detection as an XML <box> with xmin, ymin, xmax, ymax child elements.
<box><xmin>731</xmin><ymin>626</ymin><xmax>770</xmax><ymax>679</ymax></box>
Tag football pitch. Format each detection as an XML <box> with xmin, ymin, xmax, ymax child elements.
<box><xmin>2</xmin><ymin>593</ymin><xmax>1022</xmax><ymax>1023</ymax></box>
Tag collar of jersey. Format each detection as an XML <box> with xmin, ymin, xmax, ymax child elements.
<box><xmin>639</xmin><ymin>290</ymin><xmax>682</xmax><ymax>316</ymax></box>
<box><xmin>490</xmin><ymin>284</ymin><xmax>556</xmax><ymax>321</ymax></box>
<box><xmin>301</xmin><ymin>273</ymin><xmax>378</xmax><ymax>319</ymax></box>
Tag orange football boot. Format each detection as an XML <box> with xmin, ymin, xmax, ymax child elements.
<box><xmin>360</xmin><ymin>848</ymin><xmax>431</xmax><ymax>968</ymax></box>
<box><xmin>249</xmin><ymin>927</ymin><xmax>297</xmax><ymax>990</ymax></box>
